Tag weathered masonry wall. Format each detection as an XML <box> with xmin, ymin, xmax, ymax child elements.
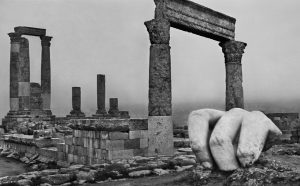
<box><xmin>0</xmin><ymin>134</ymin><xmax>63</xmax><ymax>164</ymax></box>
<box><xmin>60</xmin><ymin>119</ymin><xmax>149</xmax><ymax>164</ymax></box>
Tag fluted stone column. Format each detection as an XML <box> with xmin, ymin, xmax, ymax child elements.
<box><xmin>69</xmin><ymin>87</ymin><xmax>85</xmax><ymax>117</ymax></box>
<box><xmin>145</xmin><ymin>18</ymin><xmax>173</xmax><ymax>156</ymax></box>
<box><xmin>8</xmin><ymin>33</ymin><xmax>21</xmax><ymax>112</ymax></box>
<box><xmin>96</xmin><ymin>74</ymin><xmax>107</xmax><ymax>116</ymax></box>
<box><xmin>41</xmin><ymin>36</ymin><xmax>52</xmax><ymax>113</ymax></box>
<box><xmin>220</xmin><ymin>40</ymin><xmax>247</xmax><ymax>111</ymax></box>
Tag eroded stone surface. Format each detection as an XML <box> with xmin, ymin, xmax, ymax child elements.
<box><xmin>220</xmin><ymin>41</ymin><xmax>247</xmax><ymax>111</ymax></box>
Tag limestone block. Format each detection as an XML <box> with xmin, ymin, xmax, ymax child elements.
<box><xmin>77</xmin><ymin>146</ymin><xmax>87</xmax><ymax>156</ymax></box>
<box><xmin>57</xmin><ymin>151</ymin><xmax>67</xmax><ymax>161</ymax></box>
<box><xmin>129</xmin><ymin>130</ymin><xmax>141</xmax><ymax>139</ymax></box>
<box><xmin>124</xmin><ymin>139</ymin><xmax>140</xmax><ymax>149</ymax></box>
<box><xmin>93</xmin><ymin>139</ymin><xmax>100</xmax><ymax>149</ymax></box>
<box><xmin>18</xmin><ymin>82</ymin><xmax>30</xmax><ymax>96</ymax></box>
<box><xmin>129</xmin><ymin>119</ymin><xmax>148</xmax><ymax>130</ymax></box>
<box><xmin>95</xmin><ymin>148</ymin><xmax>102</xmax><ymax>159</ymax></box>
<box><xmin>133</xmin><ymin>148</ymin><xmax>148</xmax><ymax>156</ymax></box>
<box><xmin>65</xmin><ymin>137</ymin><xmax>73</xmax><ymax>145</ymax></box>
<box><xmin>148</xmin><ymin>116</ymin><xmax>174</xmax><ymax>156</ymax></box>
<box><xmin>56</xmin><ymin>143</ymin><xmax>65</xmax><ymax>152</ymax></box>
<box><xmin>101</xmin><ymin>140</ymin><xmax>124</xmax><ymax>150</ymax></box>
<box><xmin>140</xmin><ymin>138</ymin><xmax>148</xmax><ymax>148</ymax></box>
<box><xmin>100</xmin><ymin>131</ymin><xmax>108</xmax><ymax>139</ymax></box>
<box><xmin>108</xmin><ymin>149</ymin><xmax>134</xmax><ymax>160</ymax></box>
<box><xmin>109</xmin><ymin>132</ymin><xmax>129</xmax><ymax>140</ymax></box>
<box><xmin>87</xmin><ymin>148</ymin><xmax>95</xmax><ymax>158</ymax></box>
<box><xmin>73</xmin><ymin>155</ymin><xmax>79</xmax><ymax>164</ymax></box>
<box><xmin>10</xmin><ymin>98</ymin><xmax>19</xmax><ymax>111</ymax></box>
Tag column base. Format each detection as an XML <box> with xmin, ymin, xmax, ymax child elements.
<box><xmin>67</xmin><ymin>110</ymin><xmax>85</xmax><ymax>118</ymax></box>
<box><xmin>147</xmin><ymin>116</ymin><xmax>174</xmax><ymax>156</ymax></box>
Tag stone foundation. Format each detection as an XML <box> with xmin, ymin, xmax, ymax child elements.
<box><xmin>60</xmin><ymin>118</ymin><xmax>148</xmax><ymax>165</ymax></box>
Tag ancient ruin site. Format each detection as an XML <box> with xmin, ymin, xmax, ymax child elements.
<box><xmin>0</xmin><ymin>0</ymin><xmax>299</xmax><ymax>185</ymax></box>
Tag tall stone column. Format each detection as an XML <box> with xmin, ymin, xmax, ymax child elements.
<box><xmin>145</xmin><ymin>18</ymin><xmax>173</xmax><ymax>156</ymax></box>
<box><xmin>8</xmin><ymin>33</ymin><xmax>21</xmax><ymax>112</ymax></box>
<box><xmin>220</xmin><ymin>40</ymin><xmax>247</xmax><ymax>111</ymax></box>
<box><xmin>18</xmin><ymin>37</ymin><xmax>31</xmax><ymax>111</ymax></box>
<box><xmin>96</xmin><ymin>74</ymin><xmax>107</xmax><ymax>115</ymax></box>
<box><xmin>69</xmin><ymin>87</ymin><xmax>85</xmax><ymax>117</ymax></box>
<box><xmin>41</xmin><ymin>36</ymin><xmax>52</xmax><ymax>113</ymax></box>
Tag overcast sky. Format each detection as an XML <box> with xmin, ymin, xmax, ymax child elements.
<box><xmin>1</xmin><ymin>0</ymin><xmax>300</xmax><ymax>121</ymax></box>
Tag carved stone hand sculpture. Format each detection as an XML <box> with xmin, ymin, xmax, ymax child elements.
<box><xmin>188</xmin><ymin>108</ymin><xmax>282</xmax><ymax>171</ymax></box>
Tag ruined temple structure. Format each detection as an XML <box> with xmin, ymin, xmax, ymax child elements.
<box><xmin>144</xmin><ymin>0</ymin><xmax>247</xmax><ymax>155</ymax></box>
<box><xmin>2</xmin><ymin>27</ymin><xmax>55</xmax><ymax>130</ymax></box>
<box><xmin>0</xmin><ymin>0</ymin><xmax>251</xmax><ymax>165</ymax></box>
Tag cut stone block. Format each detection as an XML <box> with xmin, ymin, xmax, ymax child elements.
<box><xmin>140</xmin><ymin>138</ymin><xmax>148</xmax><ymax>148</ymax></box>
<box><xmin>148</xmin><ymin>116</ymin><xmax>174</xmax><ymax>156</ymax></box>
<box><xmin>109</xmin><ymin>132</ymin><xmax>129</xmax><ymax>140</ymax></box>
<box><xmin>101</xmin><ymin>140</ymin><xmax>124</xmax><ymax>150</ymax></box>
<box><xmin>108</xmin><ymin>149</ymin><xmax>134</xmax><ymax>160</ymax></box>
<box><xmin>124</xmin><ymin>139</ymin><xmax>140</xmax><ymax>149</ymax></box>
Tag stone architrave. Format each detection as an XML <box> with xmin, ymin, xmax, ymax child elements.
<box><xmin>8</xmin><ymin>33</ymin><xmax>21</xmax><ymax>112</ymax></box>
<box><xmin>145</xmin><ymin>18</ymin><xmax>174</xmax><ymax>156</ymax></box>
<box><xmin>96</xmin><ymin>74</ymin><xmax>107</xmax><ymax>115</ymax></box>
<box><xmin>41</xmin><ymin>36</ymin><xmax>52</xmax><ymax>112</ymax></box>
<box><xmin>220</xmin><ymin>41</ymin><xmax>247</xmax><ymax>111</ymax></box>
<box><xmin>18</xmin><ymin>37</ymin><xmax>30</xmax><ymax>111</ymax></box>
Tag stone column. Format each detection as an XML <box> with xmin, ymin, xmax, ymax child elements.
<box><xmin>108</xmin><ymin>98</ymin><xmax>119</xmax><ymax>117</ymax></box>
<box><xmin>8</xmin><ymin>33</ymin><xmax>21</xmax><ymax>112</ymax></box>
<box><xmin>145</xmin><ymin>18</ymin><xmax>173</xmax><ymax>156</ymax></box>
<box><xmin>220</xmin><ymin>40</ymin><xmax>247</xmax><ymax>111</ymax></box>
<box><xmin>69</xmin><ymin>87</ymin><xmax>85</xmax><ymax>117</ymax></box>
<box><xmin>40</xmin><ymin>36</ymin><xmax>52</xmax><ymax>113</ymax></box>
<box><xmin>96</xmin><ymin>74</ymin><xmax>107</xmax><ymax>115</ymax></box>
<box><xmin>18</xmin><ymin>37</ymin><xmax>31</xmax><ymax>111</ymax></box>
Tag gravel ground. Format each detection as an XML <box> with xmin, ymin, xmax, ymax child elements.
<box><xmin>0</xmin><ymin>157</ymin><xmax>26</xmax><ymax>177</ymax></box>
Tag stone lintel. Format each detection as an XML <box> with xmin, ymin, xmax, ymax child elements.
<box><xmin>154</xmin><ymin>0</ymin><xmax>235</xmax><ymax>41</ymax></box>
<box><xmin>14</xmin><ymin>26</ymin><xmax>46</xmax><ymax>36</ymax></box>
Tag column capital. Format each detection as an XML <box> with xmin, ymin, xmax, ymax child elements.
<box><xmin>145</xmin><ymin>18</ymin><xmax>170</xmax><ymax>44</ymax></box>
<box><xmin>219</xmin><ymin>40</ymin><xmax>247</xmax><ymax>64</ymax></box>
<box><xmin>40</xmin><ymin>36</ymin><xmax>52</xmax><ymax>47</ymax></box>
<box><xmin>8</xmin><ymin>32</ymin><xmax>21</xmax><ymax>42</ymax></box>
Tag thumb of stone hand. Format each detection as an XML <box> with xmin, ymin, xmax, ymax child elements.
<box><xmin>189</xmin><ymin>108</ymin><xmax>282</xmax><ymax>171</ymax></box>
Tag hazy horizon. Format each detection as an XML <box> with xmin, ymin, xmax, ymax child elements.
<box><xmin>1</xmin><ymin>0</ymin><xmax>300</xmax><ymax>124</ymax></box>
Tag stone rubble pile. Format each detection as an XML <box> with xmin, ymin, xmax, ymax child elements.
<box><xmin>0</xmin><ymin>147</ymin><xmax>196</xmax><ymax>185</ymax></box>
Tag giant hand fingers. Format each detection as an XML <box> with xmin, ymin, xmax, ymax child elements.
<box><xmin>209</xmin><ymin>108</ymin><xmax>249</xmax><ymax>171</ymax></box>
<box><xmin>188</xmin><ymin>109</ymin><xmax>225</xmax><ymax>168</ymax></box>
<box><xmin>237</xmin><ymin>111</ymin><xmax>282</xmax><ymax>167</ymax></box>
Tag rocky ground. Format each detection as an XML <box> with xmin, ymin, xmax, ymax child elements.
<box><xmin>0</xmin><ymin>143</ymin><xmax>299</xmax><ymax>186</ymax></box>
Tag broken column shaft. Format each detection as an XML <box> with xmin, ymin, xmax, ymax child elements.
<box><xmin>108</xmin><ymin>98</ymin><xmax>119</xmax><ymax>117</ymax></box>
<box><xmin>41</xmin><ymin>36</ymin><xmax>52</xmax><ymax>113</ymax></box>
<box><xmin>220</xmin><ymin>40</ymin><xmax>247</xmax><ymax>111</ymax></box>
<box><xmin>96</xmin><ymin>74</ymin><xmax>107</xmax><ymax>115</ymax></box>
<box><xmin>69</xmin><ymin>87</ymin><xmax>85</xmax><ymax>117</ymax></box>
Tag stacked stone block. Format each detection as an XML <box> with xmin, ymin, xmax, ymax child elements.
<box><xmin>58</xmin><ymin>119</ymin><xmax>148</xmax><ymax>165</ymax></box>
<box><xmin>291</xmin><ymin>127</ymin><xmax>300</xmax><ymax>143</ymax></box>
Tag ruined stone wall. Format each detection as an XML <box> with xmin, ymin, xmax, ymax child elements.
<box><xmin>58</xmin><ymin>119</ymin><xmax>149</xmax><ymax>165</ymax></box>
